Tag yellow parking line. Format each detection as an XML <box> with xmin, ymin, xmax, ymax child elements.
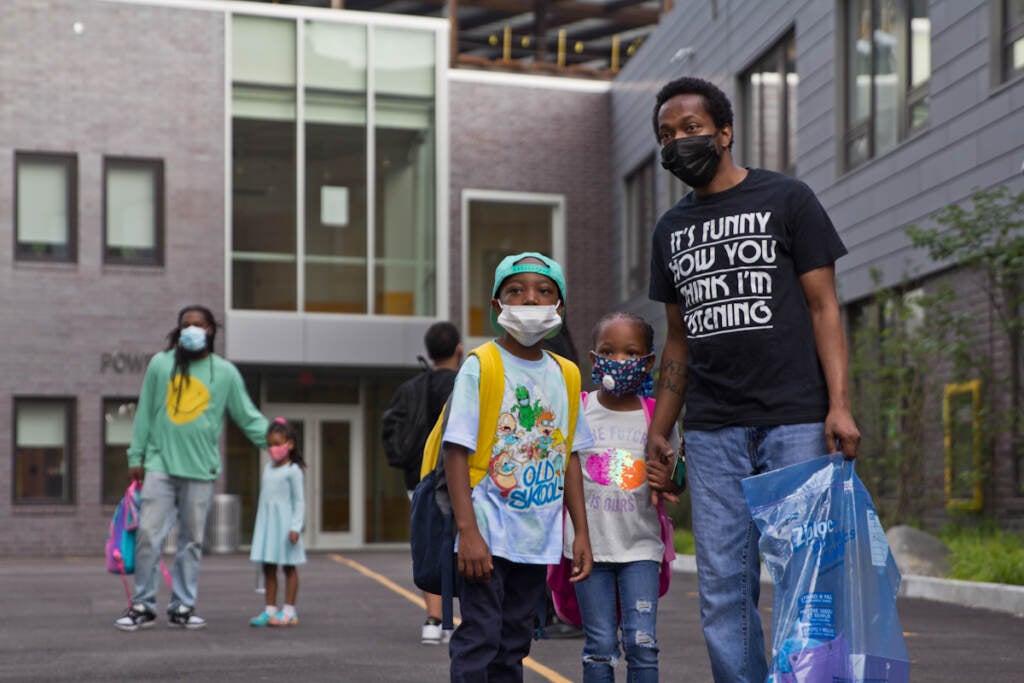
<box><xmin>328</xmin><ymin>553</ymin><xmax>572</xmax><ymax>683</ymax></box>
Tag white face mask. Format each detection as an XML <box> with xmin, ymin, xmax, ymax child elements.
<box><xmin>496</xmin><ymin>302</ymin><xmax>562</xmax><ymax>347</ymax></box>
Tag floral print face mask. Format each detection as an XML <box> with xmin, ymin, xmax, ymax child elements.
<box><xmin>590</xmin><ymin>354</ymin><xmax>654</xmax><ymax>397</ymax></box>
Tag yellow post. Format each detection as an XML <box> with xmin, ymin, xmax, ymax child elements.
<box><xmin>611</xmin><ymin>34</ymin><xmax>620</xmax><ymax>71</ymax></box>
<box><xmin>557</xmin><ymin>29</ymin><xmax>566</xmax><ymax>67</ymax></box>
<box><xmin>503</xmin><ymin>25</ymin><xmax>511</xmax><ymax>61</ymax></box>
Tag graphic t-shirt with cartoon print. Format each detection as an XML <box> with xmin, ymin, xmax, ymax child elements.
<box><xmin>126</xmin><ymin>350</ymin><xmax>269</xmax><ymax>480</ymax></box>
<box><xmin>649</xmin><ymin>168</ymin><xmax>847</xmax><ymax>430</ymax></box>
<box><xmin>563</xmin><ymin>392</ymin><xmax>680</xmax><ymax>563</ymax></box>
<box><xmin>443</xmin><ymin>344</ymin><xmax>595</xmax><ymax>565</ymax></box>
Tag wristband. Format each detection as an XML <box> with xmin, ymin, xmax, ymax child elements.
<box><xmin>671</xmin><ymin>456</ymin><xmax>687</xmax><ymax>489</ymax></box>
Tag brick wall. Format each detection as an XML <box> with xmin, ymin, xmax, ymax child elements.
<box><xmin>0</xmin><ymin>0</ymin><xmax>225</xmax><ymax>555</ymax></box>
<box><xmin>448</xmin><ymin>77</ymin><xmax>614</xmax><ymax>362</ymax></box>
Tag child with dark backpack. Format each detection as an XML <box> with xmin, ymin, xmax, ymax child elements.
<box><xmin>382</xmin><ymin>321</ymin><xmax>462</xmax><ymax>644</ymax></box>
<box><xmin>440</xmin><ymin>252</ymin><xmax>595</xmax><ymax>682</ymax></box>
<box><xmin>249</xmin><ymin>418</ymin><xmax>306</xmax><ymax>627</ymax></box>
<box><xmin>559</xmin><ymin>312</ymin><xmax>683</xmax><ymax>683</ymax></box>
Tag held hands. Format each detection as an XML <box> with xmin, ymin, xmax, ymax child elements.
<box><xmin>457</xmin><ymin>526</ymin><xmax>493</xmax><ymax>583</ymax></box>
<box><xmin>129</xmin><ymin>466</ymin><xmax>145</xmax><ymax>484</ymax></box>
<box><xmin>289</xmin><ymin>531</ymin><xmax>299</xmax><ymax>545</ymax></box>
<box><xmin>826</xmin><ymin>407</ymin><xmax>861</xmax><ymax>460</ymax></box>
<box><xmin>568</xmin><ymin>534</ymin><xmax>593</xmax><ymax>584</ymax></box>
<box><xmin>645</xmin><ymin>433</ymin><xmax>682</xmax><ymax>504</ymax></box>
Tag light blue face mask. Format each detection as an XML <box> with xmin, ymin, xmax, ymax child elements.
<box><xmin>179</xmin><ymin>325</ymin><xmax>207</xmax><ymax>352</ymax></box>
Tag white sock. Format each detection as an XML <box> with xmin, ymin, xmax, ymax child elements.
<box><xmin>282</xmin><ymin>604</ymin><xmax>296</xmax><ymax>619</ymax></box>
<box><xmin>264</xmin><ymin>605</ymin><xmax>276</xmax><ymax>616</ymax></box>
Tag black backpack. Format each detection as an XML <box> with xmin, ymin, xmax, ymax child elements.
<box><xmin>381</xmin><ymin>356</ymin><xmax>433</xmax><ymax>471</ymax></box>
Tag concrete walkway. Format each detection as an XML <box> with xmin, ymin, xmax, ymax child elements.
<box><xmin>1</xmin><ymin>550</ymin><xmax>1022</xmax><ymax>681</ymax></box>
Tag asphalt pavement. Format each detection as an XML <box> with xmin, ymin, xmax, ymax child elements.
<box><xmin>1</xmin><ymin>550</ymin><xmax>1022</xmax><ymax>682</ymax></box>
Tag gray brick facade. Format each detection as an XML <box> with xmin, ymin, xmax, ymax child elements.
<box><xmin>1</xmin><ymin>0</ymin><xmax>225</xmax><ymax>554</ymax></box>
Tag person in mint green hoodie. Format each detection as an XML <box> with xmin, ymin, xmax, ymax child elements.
<box><xmin>115</xmin><ymin>305</ymin><xmax>270</xmax><ymax>632</ymax></box>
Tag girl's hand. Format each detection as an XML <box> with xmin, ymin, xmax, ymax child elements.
<box><xmin>646</xmin><ymin>454</ymin><xmax>681</xmax><ymax>503</ymax></box>
<box><xmin>289</xmin><ymin>531</ymin><xmax>299</xmax><ymax>545</ymax></box>
<box><xmin>569</xmin><ymin>534</ymin><xmax>593</xmax><ymax>583</ymax></box>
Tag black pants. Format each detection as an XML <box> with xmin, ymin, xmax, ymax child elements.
<box><xmin>449</xmin><ymin>556</ymin><xmax>546</xmax><ymax>683</ymax></box>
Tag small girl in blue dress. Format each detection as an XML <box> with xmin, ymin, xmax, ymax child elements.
<box><xmin>249</xmin><ymin>418</ymin><xmax>306</xmax><ymax>627</ymax></box>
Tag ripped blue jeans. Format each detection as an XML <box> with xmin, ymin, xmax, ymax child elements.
<box><xmin>574</xmin><ymin>560</ymin><xmax>659</xmax><ymax>683</ymax></box>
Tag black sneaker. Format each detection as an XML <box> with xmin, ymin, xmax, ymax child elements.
<box><xmin>115</xmin><ymin>605</ymin><xmax>157</xmax><ymax>632</ymax></box>
<box><xmin>167</xmin><ymin>605</ymin><xmax>207</xmax><ymax>630</ymax></box>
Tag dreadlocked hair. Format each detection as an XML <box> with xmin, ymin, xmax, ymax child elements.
<box><xmin>165</xmin><ymin>305</ymin><xmax>217</xmax><ymax>416</ymax></box>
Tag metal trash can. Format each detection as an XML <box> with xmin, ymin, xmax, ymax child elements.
<box><xmin>204</xmin><ymin>494</ymin><xmax>241</xmax><ymax>554</ymax></box>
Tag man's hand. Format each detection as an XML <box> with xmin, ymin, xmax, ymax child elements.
<box><xmin>826</xmin><ymin>407</ymin><xmax>860</xmax><ymax>460</ymax></box>
<box><xmin>129</xmin><ymin>466</ymin><xmax>145</xmax><ymax>484</ymax></box>
<box><xmin>289</xmin><ymin>531</ymin><xmax>299</xmax><ymax>545</ymax></box>
<box><xmin>569</xmin><ymin>534</ymin><xmax>593</xmax><ymax>583</ymax></box>
<box><xmin>456</xmin><ymin>527</ymin><xmax>493</xmax><ymax>583</ymax></box>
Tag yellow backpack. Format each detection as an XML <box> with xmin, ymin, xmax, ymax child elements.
<box><xmin>419</xmin><ymin>340</ymin><xmax>581</xmax><ymax>486</ymax></box>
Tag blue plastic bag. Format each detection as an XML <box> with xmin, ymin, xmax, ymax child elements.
<box><xmin>742</xmin><ymin>454</ymin><xmax>910</xmax><ymax>683</ymax></box>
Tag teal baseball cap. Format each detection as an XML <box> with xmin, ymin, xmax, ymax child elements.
<box><xmin>490</xmin><ymin>251</ymin><xmax>566</xmax><ymax>334</ymax></box>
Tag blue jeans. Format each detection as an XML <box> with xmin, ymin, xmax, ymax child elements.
<box><xmin>132</xmin><ymin>471</ymin><xmax>215</xmax><ymax>614</ymax></box>
<box><xmin>574</xmin><ymin>560</ymin><xmax>660</xmax><ymax>683</ymax></box>
<box><xmin>449</xmin><ymin>557</ymin><xmax>546</xmax><ymax>683</ymax></box>
<box><xmin>685</xmin><ymin>423</ymin><xmax>827</xmax><ymax>683</ymax></box>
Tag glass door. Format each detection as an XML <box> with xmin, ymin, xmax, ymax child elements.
<box><xmin>262</xmin><ymin>404</ymin><xmax>364</xmax><ymax>549</ymax></box>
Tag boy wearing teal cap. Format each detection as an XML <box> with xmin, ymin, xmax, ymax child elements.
<box><xmin>444</xmin><ymin>252</ymin><xmax>594</xmax><ymax>681</ymax></box>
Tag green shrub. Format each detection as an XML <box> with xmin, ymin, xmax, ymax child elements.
<box><xmin>941</xmin><ymin>525</ymin><xmax>1024</xmax><ymax>586</ymax></box>
<box><xmin>673</xmin><ymin>528</ymin><xmax>695</xmax><ymax>555</ymax></box>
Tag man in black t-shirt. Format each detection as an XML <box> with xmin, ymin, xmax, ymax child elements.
<box><xmin>643</xmin><ymin>77</ymin><xmax>860</xmax><ymax>683</ymax></box>
<box><xmin>412</xmin><ymin>321</ymin><xmax>461</xmax><ymax>645</ymax></box>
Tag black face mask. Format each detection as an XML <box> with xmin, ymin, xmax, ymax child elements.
<box><xmin>660</xmin><ymin>134</ymin><xmax>721</xmax><ymax>188</ymax></box>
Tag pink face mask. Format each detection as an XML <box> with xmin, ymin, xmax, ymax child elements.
<box><xmin>268</xmin><ymin>445</ymin><xmax>291</xmax><ymax>463</ymax></box>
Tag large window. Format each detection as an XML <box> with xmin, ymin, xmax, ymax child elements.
<box><xmin>104</xmin><ymin>158</ymin><xmax>163</xmax><ymax>266</ymax></box>
<box><xmin>463</xmin><ymin>192</ymin><xmax>563</xmax><ymax>339</ymax></box>
<box><xmin>622</xmin><ymin>158</ymin><xmax>657</xmax><ymax>297</ymax></box>
<box><xmin>995</xmin><ymin>0</ymin><xmax>1024</xmax><ymax>83</ymax></box>
<box><xmin>102</xmin><ymin>399</ymin><xmax>136</xmax><ymax>505</ymax></box>
<box><xmin>843</xmin><ymin>0</ymin><xmax>931</xmax><ymax>169</ymax></box>
<box><xmin>14</xmin><ymin>398</ymin><xmax>74</xmax><ymax>504</ymax></box>
<box><xmin>231</xmin><ymin>14</ymin><xmax>438</xmax><ymax>315</ymax></box>
<box><xmin>14</xmin><ymin>152</ymin><xmax>76</xmax><ymax>262</ymax></box>
<box><xmin>742</xmin><ymin>31</ymin><xmax>797</xmax><ymax>175</ymax></box>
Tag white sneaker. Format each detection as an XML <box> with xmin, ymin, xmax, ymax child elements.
<box><xmin>421</xmin><ymin>621</ymin><xmax>442</xmax><ymax>645</ymax></box>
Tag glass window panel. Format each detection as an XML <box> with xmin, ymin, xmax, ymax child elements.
<box><xmin>375</xmin><ymin>104</ymin><xmax>436</xmax><ymax>316</ymax></box>
<box><xmin>305</xmin><ymin>21</ymin><xmax>366</xmax><ymax>92</ymax></box>
<box><xmin>785</xmin><ymin>40</ymin><xmax>798</xmax><ymax>175</ymax></box>
<box><xmin>321</xmin><ymin>421</ymin><xmax>351</xmax><ymax>532</ymax></box>
<box><xmin>624</xmin><ymin>160</ymin><xmax>656</xmax><ymax>296</ymax></box>
<box><xmin>16</xmin><ymin>156</ymin><xmax>72</xmax><ymax>257</ymax></box>
<box><xmin>232</xmin><ymin>117</ymin><xmax>297</xmax><ymax>311</ymax></box>
<box><xmin>17</xmin><ymin>403</ymin><xmax>67</xmax><ymax>447</ymax></box>
<box><xmin>304</xmin><ymin>116</ymin><xmax>368</xmax><ymax>313</ymax></box>
<box><xmin>1012</xmin><ymin>37</ymin><xmax>1024</xmax><ymax>77</ymax></box>
<box><xmin>467</xmin><ymin>201</ymin><xmax>553</xmax><ymax>336</ymax></box>
<box><xmin>848</xmin><ymin>0</ymin><xmax>872</xmax><ymax>127</ymax></box>
<box><xmin>102</xmin><ymin>399</ymin><xmax>136</xmax><ymax>505</ymax></box>
<box><xmin>873</xmin><ymin>0</ymin><xmax>899</xmax><ymax>156</ymax></box>
<box><xmin>909</xmin><ymin>0</ymin><xmax>931</xmax><ymax>88</ymax></box>
<box><xmin>14</xmin><ymin>399</ymin><xmax>72</xmax><ymax>504</ymax></box>
<box><xmin>107</xmin><ymin>166</ymin><xmax>155</xmax><ymax>249</ymax></box>
<box><xmin>745</xmin><ymin>71</ymin><xmax>763</xmax><ymax>167</ymax></box>
<box><xmin>232</xmin><ymin>15</ymin><xmax>295</xmax><ymax>86</ymax></box>
<box><xmin>373</xmin><ymin>27</ymin><xmax>435</xmax><ymax>96</ymax></box>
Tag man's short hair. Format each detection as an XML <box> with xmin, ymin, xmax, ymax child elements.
<box><xmin>652</xmin><ymin>76</ymin><xmax>734</xmax><ymax>145</ymax></box>
<box><xmin>424</xmin><ymin>321</ymin><xmax>460</xmax><ymax>361</ymax></box>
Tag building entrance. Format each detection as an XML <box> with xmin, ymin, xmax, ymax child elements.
<box><xmin>262</xmin><ymin>404</ymin><xmax>364</xmax><ymax>550</ymax></box>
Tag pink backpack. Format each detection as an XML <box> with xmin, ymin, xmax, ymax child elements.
<box><xmin>546</xmin><ymin>393</ymin><xmax>676</xmax><ymax>628</ymax></box>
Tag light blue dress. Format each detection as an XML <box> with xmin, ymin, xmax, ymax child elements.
<box><xmin>249</xmin><ymin>462</ymin><xmax>306</xmax><ymax>566</ymax></box>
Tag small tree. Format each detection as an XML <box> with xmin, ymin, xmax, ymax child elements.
<box><xmin>850</xmin><ymin>271</ymin><xmax>978</xmax><ymax>525</ymax></box>
<box><xmin>905</xmin><ymin>185</ymin><xmax>1024</xmax><ymax>503</ymax></box>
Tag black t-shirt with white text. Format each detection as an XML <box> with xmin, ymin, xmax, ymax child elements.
<box><xmin>649</xmin><ymin>168</ymin><xmax>847</xmax><ymax>430</ymax></box>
